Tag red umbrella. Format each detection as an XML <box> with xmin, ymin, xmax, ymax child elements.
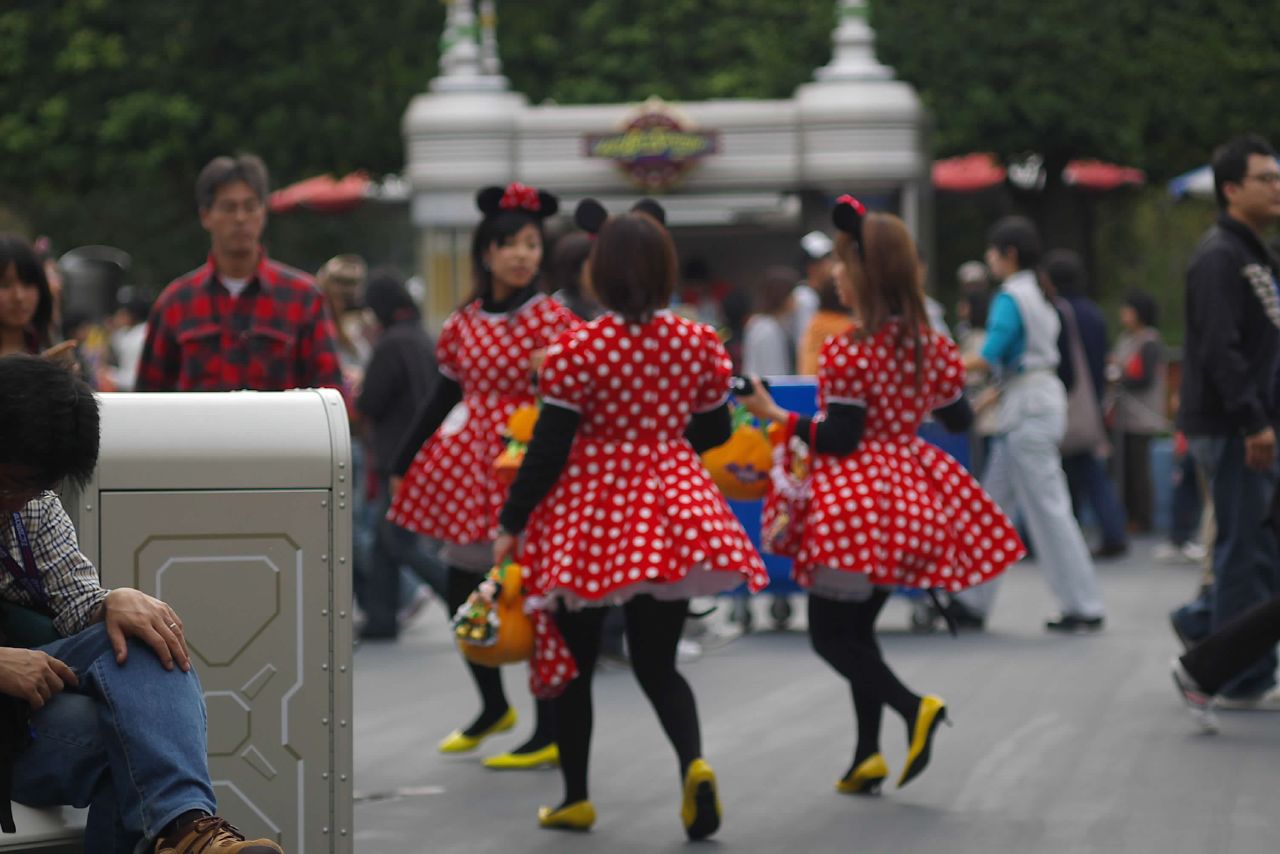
<box><xmin>932</xmin><ymin>153</ymin><xmax>1007</xmax><ymax>192</ymax></box>
<box><xmin>1062</xmin><ymin>160</ymin><xmax>1145</xmax><ymax>191</ymax></box>
<box><xmin>269</xmin><ymin>172</ymin><xmax>371</xmax><ymax>214</ymax></box>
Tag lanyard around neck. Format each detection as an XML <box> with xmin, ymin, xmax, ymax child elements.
<box><xmin>1</xmin><ymin>512</ymin><xmax>48</xmax><ymax>610</ymax></box>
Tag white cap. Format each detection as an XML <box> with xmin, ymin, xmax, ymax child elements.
<box><xmin>801</xmin><ymin>230</ymin><xmax>834</xmax><ymax>260</ymax></box>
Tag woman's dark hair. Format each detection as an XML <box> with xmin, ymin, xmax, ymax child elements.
<box><xmin>986</xmin><ymin>215</ymin><xmax>1042</xmax><ymax>271</ymax></box>
<box><xmin>1124</xmin><ymin>289</ymin><xmax>1158</xmax><ymax>329</ymax></box>
<box><xmin>753</xmin><ymin>266</ymin><xmax>798</xmax><ymax>316</ymax></box>
<box><xmin>0</xmin><ymin>354</ymin><xmax>100</xmax><ymax>487</ymax></box>
<box><xmin>195</xmin><ymin>153</ymin><xmax>269</xmax><ymax>211</ymax></box>
<box><xmin>364</xmin><ymin>267</ymin><xmax>419</xmax><ymax>329</ymax></box>
<box><xmin>549</xmin><ymin>232</ymin><xmax>593</xmax><ymax>298</ymax></box>
<box><xmin>590</xmin><ymin>212</ymin><xmax>677</xmax><ymax>322</ymax></box>
<box><xmin>1041</xmin><ymin>249</ymin><xmax>1089</xmax><ymax>298</ymax></box>
<box><xmin>0</xmin><ymin>233</ymin><xmax>54</xmax><ymax>350</ymax></box>
<box><xmin>834</xmin><ymin>211</ymin><xmax>931</xmax><ymax>385</ymax></box>
<box><xmin>1212</xmin><ymin>134</ymin><xmax>1277</xmax><ymax>210</ymax></box>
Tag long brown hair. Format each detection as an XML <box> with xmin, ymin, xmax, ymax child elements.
<box><xmin>835</xmin><ymin>212</ymin><xmax>931</xmax><ymax>384</ymax></box>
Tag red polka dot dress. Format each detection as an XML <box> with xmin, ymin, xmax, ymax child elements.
<box><xmin>789</xmin><ymin>321</ymin><xmax>1024</xmax><ymax>595</ymax></box>
<box><xmin>518</xmin><ymin>312</ymin><xmax>769</xmax><ymax>605</ymax></box>
<box><xmin>389</xmin><ymin>293</ymin><xmax>579</xmax><ymax>544</ymax></box>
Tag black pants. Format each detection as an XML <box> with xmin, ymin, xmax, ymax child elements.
<box><xmin>553</xmin><ymin>596</ymin><xmax>700</xmax><ymax>804</ymax></box>
<box><xmin>1122</xmin><ymin>433</ymin><xmax>1153</xmax><ymax>532</ymax></box>
<box><xmin>807</xmin><ymin>590</ymin><xmax>920</xmax><ymax>764</ymax></box>
<box><xmin>1181</xmin><ymin>593</ymin><xmax>1280</xmax><ymax>695</ymax></box>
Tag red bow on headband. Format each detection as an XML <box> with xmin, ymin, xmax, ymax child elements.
<box><xmin>835</xmin><ymin>194</ymin><xmax>866</xmax><ymax>216</ymax></box>
<box><xmin>499</xmin><ymin>182</ymin><xmax>541</xmax><ymax>213</ymax></box>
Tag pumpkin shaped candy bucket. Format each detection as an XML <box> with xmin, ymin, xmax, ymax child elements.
<box><xmin>452</xmin><ymin>559</ymin><xmax>535</xmax><ymax>667</ymax></box>
<box><xmin>700</xmin><ymin>405</ymin><xmax>773</xmax><ymax>501</ymax></box>
<box><xmin>494</xmin><ymin>403</ymin><xmax>540</xmax><ymax>484</ymax></box>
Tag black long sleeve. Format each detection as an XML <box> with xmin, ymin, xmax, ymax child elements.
<box><xmin>498</xmin><ymin>403</ymin><xmax>581</xmax><ymax>535</ymax></box>
<box><xmin>794</xmin><ymin>401</ymin><xmax>867</xmax><ymax>456</ymax></box>
<box><xmin>391</xmin><ymin>375</ymin><xmax>462</xmax><ymax>476</ymax></box>
<box><xmin>1055</xmin><ymin>306</ymin><xmax>1076</xmax><ymax>393</ymax></box>
<box><xmin>685</xmin><ymin>402</ymin><xmax>732</xmax><ymax>454</ymax></box>
<box><xmin>1119</xmin><ymin>339</ymin><xmax>1161</xmax><ymax>392</ymax></box>
<box><xmin>932</xmin><ymin>394</ymin><xmax>974</xmax><ymax>433</ymax></box>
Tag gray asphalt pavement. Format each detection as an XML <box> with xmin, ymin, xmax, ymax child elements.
<box><xmin>353</xmin><ymin>540</ymin><xmax>1280</xmax><ymax>854</ymax></box>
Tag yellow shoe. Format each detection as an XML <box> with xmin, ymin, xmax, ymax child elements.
<box><xmin>482</xmin><ymin>743</ymin><xmax>560</xmax><ymax>770</ymax></box>
<box><xmin>680</xmin><ymin>758</ymin><xmax>722</xmax><ymax>840</ymax></box>
<box><xmin>898</xmin><ymin>694</ymin><xmax>949</xmax><ymax>788</ymax></box>
<box><xmin>537</xmin><ymin>800</ymin><xmax>596</xmax><ymax>831</ymax></box>
<box><xmin>835</xmin><ymin>753</ymin><xmax>888</xmax><ymax>795</ymax></box>
<box><xmin>437</xmin><ymin>707</ymin><xmax>517</xmax><ymax>754</ymax></box>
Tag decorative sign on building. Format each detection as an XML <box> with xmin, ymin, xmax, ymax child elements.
<box><xmin>584</xmin><ymin>97</ymin><xmax>719</xmax><ymax>191</ymax></box>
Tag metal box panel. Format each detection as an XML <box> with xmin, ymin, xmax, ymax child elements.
<box><xmin>98</xmin><ymin>489</ymin><xmax>351</xmax><ymax>853</ymax></box>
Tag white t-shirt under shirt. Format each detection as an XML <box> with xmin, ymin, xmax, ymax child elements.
<box><xmin>221</xmin><ymin>276</ymin><xmax>250</xmax><ymax>298</ymax></box>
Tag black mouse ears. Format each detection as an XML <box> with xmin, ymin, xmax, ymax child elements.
<box><xmin>630</xmin><ymin>197</ymin><xmax>666</xmax><ymax>226</ymax></box>
<box><xmin>831</xmin><ymin>194</ymin><xmax>867</xmax><ymax>257</ymax></box>
<box><xmin>476</xmin><ymin>183</ymin><xmax>559</xmax><ymax>219</ymax></box>
<box><xmin>574</xmin><ymin>198</ymin><xmax>608</xmax><ymax>234</ymax></box>
<box><xmin>574</xmin><ymin>197</ymin><xmax>668</xmax><ymax>234</ymax></box>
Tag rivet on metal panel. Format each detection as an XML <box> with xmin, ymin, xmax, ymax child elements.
<box><xmin>338</xmin><ymin>461</ymin><xmax>346</xmax><ymax>469</ymax></box>
<box><xmin>338</xmin><ymin>556</ymin><xmax>346</xmax><ymax>563</ymax></box>
<box><xmin>322</xmin><ymin>772</ymin><xmax>329</xmax><ymax>780</ymax></box>
<box><xmin>322</xmin><ymin>500</ymin><xmax>329</xmax><ymax>508</ymax></box>
<box><xmin>85</xmin><ymin>504</ymin><xmax>93</xmax><ymax>512</ymax></box>
<box><xmin>338</xmin><ymin>490</ymin><xmax>346</xmax><ymax>499</ymax></box>
<box><xmin>340</xmin><ymin>720</ymin><xmax>347</xmax><ymax>727</ymax></box>
<box><xmin>340</xmin><ymin>774</ymin><xmax>347</xmax><ymax>781</ymax></box>
<box><xmin>339</xmin><ymin>665</ymin><xmax>347</xmax><ymax>673</ymax></box>
<box><xmin>321</xmin><ymin>609</ymin><xmax>329</xmax><ymax>617</ymax></box>
<box><xmin>323</xmin><ymin>827</ymin><xmax>330</xmax><ymax>834</ymax></box>
<box><xmin>341</xmin><ymin>829</ymin><xmax>348</xmax><ymax>836</ymax></box>
<box><xmin>321</xmin><ymin>554</ymin><xmax>328</xmax><ymax>562</ymax></box>
<box><xmin>322</xmin><ymin>717</ymin><xmax>330</xmax><ymax>725</ymax></box>
<box><xmin>338</xmin><ymin>475</ymin><xmax>346</xmax><ymax>483</ymax></box>
<box><xmin>339</xmin><ymin>502</ymin><xmax>346</xmax><ymax>510</ymax></box>
<box><xmin>339</xmin><ymin>610</ymin><xmax>347</xmax><ymax>618</ymax></box>
<box><xmin>322</xmin><ymin>663</ymin><xmax>329</xmax><ymax>670</ymax></box>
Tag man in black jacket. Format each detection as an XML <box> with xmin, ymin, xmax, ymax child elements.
<box><xmin>1171</xmin><ymin>134</ymin><xmax>1280</xmax><ymax>707</ymax></box>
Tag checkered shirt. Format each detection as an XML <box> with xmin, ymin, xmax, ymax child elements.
<box><xmin>1</xmin><ymin>493</ymin><xmax>107</xmax><ymax>637</ymax></box>
<box><xmin>135</xmin><ymin>253</ymin><xmax>343</xmax><ymax>392</ymax></box>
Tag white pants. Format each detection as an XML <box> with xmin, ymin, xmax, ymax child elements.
<box><xmin>957</xmin><ymin>375</ymin><xmax>1105</xmax><ymax>619</ymax></box>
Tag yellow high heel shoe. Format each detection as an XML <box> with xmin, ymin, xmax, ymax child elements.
<box><xmin>482</xmin><ymin>743</ymin><xmax>560</xmax><ymax>770</ymax></box>
<box><xmin>437</xmin><ymin>707</ymin><xmax>517</xmax><ymax>754</ymax></box>
<box><xmin>898</xmin><ymin>694</ymin><xmax>949</xmax><ymax>788</ymax></box>
<box><xmin>680</xmin><ymin>758</ymin><xmax>722</xmax><ymax>841</ymax></box>
<box><xmin>835</xmin><ymin>753</ymin><xmax>888</xmax><ymax>795</ymax></box>
<box><xmin>537</xmin><ymin>800</ymin><xmax>596</xmax><ymax>831</ymax></box>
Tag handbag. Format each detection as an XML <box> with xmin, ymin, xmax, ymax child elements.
<box><xmin>760</xmin><ymin>433</ymin><xmax>810</xmax><ymax>556</ymax></box>
<box><xmin>452</xmin><ymin>560</ymin><xmax>534</xmax><ymax>667</ymax></box>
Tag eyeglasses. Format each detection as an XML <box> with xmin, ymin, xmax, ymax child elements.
<box><xmin>211</xmin><ymin>198</ymin><xmax>265</xmax><ymax>216</ymax></box>
<box><xmin>1244</xmin><ymin>173</ymin><xmax>1280</xmax><ymax>186</ymax></box>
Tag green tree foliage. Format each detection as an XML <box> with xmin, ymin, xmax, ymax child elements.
<box><xmin>497</xmin><ymin>0</ymin><xmax>834</xmax><ymax>104</ymax></box>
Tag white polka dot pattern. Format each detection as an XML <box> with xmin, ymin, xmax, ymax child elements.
<box><xmin>520</xmin><ymin>312</ymin><xmax>768</xmax><ymax>602</ymax></box>
<box><xmin>388</xmin><ymin>294</ymin><xmax>580</xmax><ymax>544</ymax></box>
<box><xmin>782</xmin><ymin>322</ymin><xmax>1024</xmax><ymax>591</ymax></box>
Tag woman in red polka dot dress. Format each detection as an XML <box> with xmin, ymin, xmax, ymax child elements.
<box><xmin>493</xmin><ymin>200</ymin><xmax>768</xmax><ymax>838</ymax></box>
<box><xmin>738</xmin><ymin>198</ymin><xmax>1024</xmax><ymax>798</ymax></box>
<box><xmin>389</xmin><ymin>183</ymin><xmax>579</xmax><ymax>770</ymax></box>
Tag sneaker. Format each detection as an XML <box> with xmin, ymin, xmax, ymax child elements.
<box><xmin>1091</xmin><ymin>542</ymin><xmax>1129</xmax><ymax>560</ymax></box>
<box><xmin>1180</xmin><ymin>541</ymin><xmax>1207</xmax><ymax>563</ymax></box>
<box><xmin>154</xmin><ymin>815</ymin><xmax>283</xmax><ymax>853</ymax></box>
<box><xmin>1214</xmin><ymin>686</ymin><xmax>1280</xmax><ymax>711</ymax></box>
<box><xmin>676</xmin><ymin>638</ymin><xmax>703</xmax><ymax>663</ymax></box>
<box><xmin>1044</xmin><ymin>614</ymin><xmax>1104</xmax><ymax>633</ymax></box>
<box><xmin>1170</xmin><ymin>659</ymin><xmax>1219</xmax><ymax>733</ymax></box>
<box><xmin>397</xmin><ymin>585</ymin><xmax>432</xmax><ymax>627</ymax></box>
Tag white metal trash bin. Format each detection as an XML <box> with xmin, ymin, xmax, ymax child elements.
<box><xmin>58</xmin><ymin>389</ymin><xmax>354</xmax><ymax>853</ymax></box>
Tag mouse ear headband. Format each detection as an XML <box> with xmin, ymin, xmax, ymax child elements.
<box><xmin>574</xmin><ymin>198</ymin><xmax>609</xmax><ymax>235</ymax></box>
<box><xmin>476</xmin><ymin>182</ymin><xmax>560</xmax><ymax>219</ymax></box>
<box><xmin>832</xmin><ymin>194</ymin><xmax>867</xmax><ymax>259</ymax></box>
<box><xmin>630</xmin><ymin>197</ymin><xmax>666</xmax><ymax>226</ymax></box>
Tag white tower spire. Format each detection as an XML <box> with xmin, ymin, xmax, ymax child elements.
<box><xmin>815</xmin><ymin>0</ymin><xmax>894</xmax><ymax>82</ymax></box>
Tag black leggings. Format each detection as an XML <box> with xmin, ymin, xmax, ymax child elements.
<box><xmin>445</xmin><ymin>566</ymin><xmax>553</xmax><ymax>744</ymax></box>
<box><xmin>807</xmin><ymin>591</ymin><xmax>920</xmax><ymax>764</ymax></box>
<box><xmin>553</xmin><ymin>596</ymin><xmax>701</xmax><ymax>805</ymax></box>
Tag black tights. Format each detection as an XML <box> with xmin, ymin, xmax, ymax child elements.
<box><xmin>553</xmin><ymin>596</ymin><xmax>701</xmax><ymax>806</ymax></box>
<box><xmin>445</xmin><ymin>566</ymin><xmax>554</xmax><ymax>750</ymax></box>
<box><xmin>807</xmin><ymin>591</ymin><xmax>920</xmax><ymax>770</ymax></box>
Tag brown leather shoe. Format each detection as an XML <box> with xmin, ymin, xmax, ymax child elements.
<box><xmin>154</xmin><ymin>815</ymin><xmax>283</xmax><ymax>853</ymax></box>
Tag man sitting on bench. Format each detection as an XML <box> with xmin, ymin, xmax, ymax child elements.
<box><xmin>0</xmin><ymin>354</ymin><xmax>283</xmax><ymax>853</ymax></box>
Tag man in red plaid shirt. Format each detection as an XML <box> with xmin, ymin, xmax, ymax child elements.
<box><xmin>136</xmin><ymin>154</ymin><xmax>342</xmax><ymax>392</ymax></box>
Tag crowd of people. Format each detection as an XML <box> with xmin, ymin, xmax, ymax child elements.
<box><xmin>0</xmin><ymin>130</ymin><xmax>1278</xmax><ymax>848</ymax></box>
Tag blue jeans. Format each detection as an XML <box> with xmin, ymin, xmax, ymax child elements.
<box><xmin>360</xmin><ymin>477</ymin><xmax>448</xmax><ymax>636</ymax></box>
<box><xmin>12</xmin><ymin>623</ymin><xmax>214</xmax><ymax>853</ymax></box>
<box><xmin>1176</xmin><ymin>436</ymin><xmax>1280</xmax><ymax>698</ymax></box>
<box><xmin>1062</xmin><ymin>450</ymin><xmax>1128</xmax><ymax>549</ymax></box>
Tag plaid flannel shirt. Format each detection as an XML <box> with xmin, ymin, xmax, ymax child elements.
<box><xmin>135</xmin><ymin>253</ymin><xmax>343</xmax><ymax>392</ymax></box>
<box><xmin>1</xmin><ymin>493</ymin><xmax>106</xmax><ymax>638</ymax></box>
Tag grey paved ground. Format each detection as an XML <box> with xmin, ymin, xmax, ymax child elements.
<box><xmin>352</xmin><ymin>541</ymin><xmax>1280</xmax><ymax>854</ymax></box>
